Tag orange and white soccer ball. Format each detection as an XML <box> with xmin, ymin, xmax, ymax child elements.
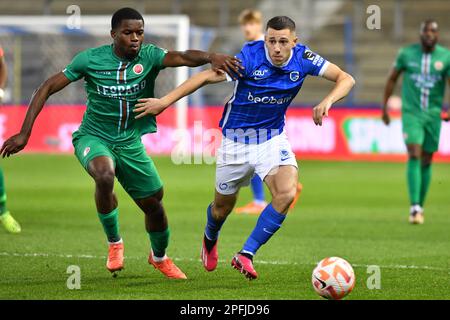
<box><xmin>312</xmin><ymin>257</ymin><xmax>355</xmax><ymax>300</ymax></box>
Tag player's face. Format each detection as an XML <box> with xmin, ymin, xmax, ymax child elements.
<box><xmin>420</xmin><ymin>22</ymin><xmax>438</xmax><ymax>49</ymax></box>
<box><xmin>111</xmin><ymin>19</ymin><xmax>144</xmax><ymax>60</ymax></box>
<box><xmin>265</xmin><ymin>28</ymin><xmax>297</xmax><ymax>66</ymax></box>
<box><xmin>241</xmin><ymin>21</ymin><xmax>263</xmax><ymax>42</ymax></box>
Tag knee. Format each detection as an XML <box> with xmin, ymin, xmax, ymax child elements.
<box><xmin>421</xmin><ymin>153</ymin><xmax>433</xmax><ymax>167</ymax></box>
<box><xmin>93</xmin><ymin>169</ymin><xmax>115</xmax><ymax>190</ymax></box>
<box><xmin>272</xmin><ymin>187</ymin><xmax>297</xmax><ymax>211</ymax></box>
<box><xmin>407</xmin><ymin>147</ymin><xmax>421</xmax><ymax>160</ymax></box>
<box><xmin>138</xmin><ymin>189</ymin><xmax>164</xmax><ymax>216</ymax></box>
<box><xmin>408</xmin><ymin>153</ymin><xmax>420</xmax><ymax>161</ymax></box>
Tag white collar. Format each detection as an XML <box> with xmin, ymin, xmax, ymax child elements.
<box><xmin>264</xmin><ymin>43</ymin><xmax>293</xmax><ymax>68</ymax></box>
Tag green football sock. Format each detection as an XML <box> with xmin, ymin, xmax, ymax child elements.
<box><xmin>420</xmin><ymin>164</ymin><xmax>432</xmax><ymax>207</ymax></box>
<box><xmin>97</xmin><ymin>208</ymin><xmax>121</xmax><ymax>243</ymax></box>
<box><xmin>0</xmin><ymin>168</ymin><xmax>7</xmax><ymax>215</ymax></box>
<box><xmin>407</xmin><ymin>158</ymin><xmax>421</xmax><ymax>205</ymax></box>
<box><xmin>149</xmin><ymin>228</ymin><xmax>170</xmax><ymax>258</ymax></box>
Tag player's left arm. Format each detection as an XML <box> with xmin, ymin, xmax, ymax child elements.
<box><xmin>312</xmin><ymin>63</ymin><xmax>355</xmax><ymax>126</ymax></box>
<box><xmin>0</xmin><ymin>51</ymin><xmax>7</xmax><ymax>103</ymax></box>
<box><xmin>162</xmin><ymin>50</ymin><xmax>243</xmax><ymax>79</ymax></box>
<box><xmin>443</xmin><ymin>78</ymin><xmax>450</xmax><ymax>121</ymax></box>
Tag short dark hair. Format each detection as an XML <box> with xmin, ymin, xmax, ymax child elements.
<box><xmin>111</xmin><ymin>7</ymin><xmax>144</xmax><ymax>30</ymax></box>
<box><xmin>266</xmin><ymin>16</ymin><xmax>296</xmax><ymax>32</ymax></box>
<box><xmin>420</xmin><ymin>19</ymin><xmax>439</xmax><ymax>32</ymax></box>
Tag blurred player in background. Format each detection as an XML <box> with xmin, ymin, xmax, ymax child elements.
<box><xmin>0</xmin><ymin>8</ymin><xmax>241</xmax><ymax>278</ymax></box>
<box><xmin>382</xmin><ymin>20</ymin><xmax>450</xmax><ymax>224</ymax></box>
<box><xmin>135</xmin><ymin>16</ymin><xmax>355</xmax><ymax>279</ymax></box>
<box><xmin>235</xmin><ymin>9</ymin><xmax>302</xmax><ymax>215</ymax></box>
<box><xmin>0</xmin><ymin>44</ymin><xmax>21</xmax><ymax>234</ymax></box>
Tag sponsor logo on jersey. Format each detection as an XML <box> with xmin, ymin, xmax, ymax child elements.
<box><xmin>97</xmin><ymin>80</ymin><xmax>147</xmax><ymax>97</ymax></box>
<box><xmin>83</xmin><ymin>147</ymin><xmax>90</xmax><ymax>157</ymax></box>
<box><xmin>303</xmin><ymin>50</ymin><xmax>316</xmax><ymax>61</ymax></box>
<box><xmin>290</xmin><ymin>71</ymin><xmax>300</xmax><ymax>82</ymax></box>
<box><xmin>434</xmin><ymin>61</ymin><xmax>444</xmax><ymax>71</ymax></box>
<box><xmin>312</xmin><ymin>55</ymin><xmax>324</xmax><ymax>67</ymax></box>
<box><xmin>247</xmin><ymin>91</ymin><xmax>293</xmax><ymax>105</ymax></box>
<box><xmin>411</xmin><ymin>73</ymin><xmax>442</xmax><ymax>89</ymax></box>
<box><xmin>133</xmin><ymin>64</ymin><xmax>144</xmax><ymax>75</ymax></box>
<box><xmin>252</xmin><ymin>69</ymin><xmax>269</xmax><ymax>80</ymax></box>
<box><xmin>95</xmin><ymin>71</ymin><xmax>112</xmax><ymax>75</ymax></box>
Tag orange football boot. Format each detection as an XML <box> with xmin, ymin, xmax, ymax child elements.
<box><xmin>235</xmin><ymin>201</ymin><xmax>266</xmax><ymax>215</ymax></box>
<box><xmin>148</xmin><ymin>252</ymin><xmax>187</xmax><ymax>279</ymax></box>
<box><xmin>289</xmin><ymin>182</ymin><xmax>303</xmax><ymax>210</ymax></box>
<box><xmin>106</xmin><ymin>241</ymin><xmax>124</xmax><ymax>274</ymax></box>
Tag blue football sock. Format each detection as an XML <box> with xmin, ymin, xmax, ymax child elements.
<box><xmin>250</xmin><ymin>175</ymin><xmax>265</xmax><ymax>203</ymax></box>
<box><xmin>204</xmin><ymin>203</ymin><xmax>226</xmax><ymax>241</ymax></box>
<box><xmin>242</xmin><ymin>204</ymin><xmax>286</xmax><ymax>256</ymax></box>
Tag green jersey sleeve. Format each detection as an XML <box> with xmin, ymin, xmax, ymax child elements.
<box><xmin>447</xmin><ymin>51</ymin><xmax>450</xmax><ymax>78</ymax></box>
<box><xmin>393</xmin><ymin>48</ymin><xmax>406</xmax><ymax>71</ymax></box>
<box><xmin>63</xmin><ymin>50</ymin><xmax>89</xmax><ymax>81</ymax></box>
<box><xmin>143</xmin><ymin>44</ymin><xmax>168</xmax><ymax>71</ymax></box>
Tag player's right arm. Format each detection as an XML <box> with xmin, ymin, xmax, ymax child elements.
<box><xmin>0</xmin><ymin>72</ymin><xmax>71</xmax><ymax>158</ymax></box>
<box><xmin>1</xmin><ymin>49</ymin><xmax>87</xmax><ymax>158</ymax></box>
<box><xmin>134</xmin><ymin>69</ymin><xmax>226</xmax><ymax>118</ymax></box>
<box><xmin>382</xmin><ymin>49</ymin><xmax>404</xmax><ymax>125</ymax></box>
<box><xmin>382</xmin><ymin>68</ymin><xmax>402</xmax><ymax>125</ymax></box>
<box><xmin>0</xmin><ymin>46</ymin><xmax>7</xmax><ymax>103</ymax></box>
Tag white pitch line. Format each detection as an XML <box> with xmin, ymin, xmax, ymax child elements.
<box><xmin>1</xmin><ymin>251</ymin><xmax>449</xmax><ymax>272</ymax></box>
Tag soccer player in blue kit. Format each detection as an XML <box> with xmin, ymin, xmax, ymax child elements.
<box><xmin>134</xmin><ymin>16</ymin><xmax>355</xmax><ymax>279</ymax></box>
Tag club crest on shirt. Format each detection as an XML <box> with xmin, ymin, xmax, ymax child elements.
<box><xmin>434</xmin><ymin>61</ymin><xmax>443</xmax><ymax>71</ymax></box>
<box><xmin>83</xmin><ymin>147</ymin><xmax>90</xmax><ymax>157</ymax></box>
<box><xmin>290</xmin><ymin>71</ymin><xmax>300</xmax><ymax>82</ymax></box>
<box><xmin>133</xmin><ymin>64</ymin><xmax>144</xmax><ymax>75</ymax></box>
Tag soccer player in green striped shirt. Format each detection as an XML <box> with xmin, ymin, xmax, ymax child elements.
<box><xmin>0</xmin><ymin>8</ymin><xmax>241</xmax><ymax>278</ymax></box>
<box><xmin>0</xmin><ymin>43</ymin><xmax>21</xmax><ymax>234</ymax></box>
<box><xmin>382</xmin><ymin>20</ymin><xmax>450</xmax><ymax>224</ymax></box>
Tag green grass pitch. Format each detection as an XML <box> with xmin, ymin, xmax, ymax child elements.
<box><xmin>0</xmin><ymin>154</ymin><xmax>449</xmax><ymax>300</ymax></box>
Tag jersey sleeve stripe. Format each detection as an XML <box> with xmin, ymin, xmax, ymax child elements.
<box><xmin>318</xmin><ymin>61</ymin><xmax>330</xmax><ymax>77</ymax></box>
<box><xmin>221</xmin><ymin>80</ymin><xmax>239</xmax><ymax>127</ymax></box>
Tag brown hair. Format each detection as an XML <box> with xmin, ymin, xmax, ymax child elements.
<box><xmin>266</xmin><ymin>16</ymin><xmax>295</xmax><ymax>32</ymax></box>
<box><xmin>238</xmin><ymin>9</ymin><xmax>263</xmax><ymax>25</ymax></box>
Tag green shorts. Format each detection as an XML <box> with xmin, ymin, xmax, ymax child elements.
<box><xmin>402</xmin><ymin>111</ymin><xmax>442</xmax><ymax>153</ymax></box>
<box><xmin>72</xmin><ymin>131</ymin><xmax>163</xmax><ymax>199</ymax></box>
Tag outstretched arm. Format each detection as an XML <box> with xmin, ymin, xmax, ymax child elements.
<box><xmin>163</xmin><ymin>51</ymin><xmax>243</xmax><ymax>79</ymax></box>
<box><xmin>0</xmin><ymin>54</ymin><xmax>7</xmax><ymax>103</ymax></box>
<box><xmin>312</xmin><ymin>63</ymin><xmax>355</xmax><ymax>126</ymax></box>
<box><xmin>442</xmin><ymin>78</ymin><xmax>450</xmax><ymax>121</ymax></box>
<box><xmin>1</xmin><ymin>72</ymin><xmax>71</xmax><ymax>157</ymax></box>
<box><xmin>382</xmin><ymin>68</ymin><xmax>402</xmax><ymax>125</ymax></box>
<box><xmin>134</xmin><ymin>69</ymin><xmax>226</xmax><ymax>118</ymax></box>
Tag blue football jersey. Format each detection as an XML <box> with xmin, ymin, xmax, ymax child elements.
<box><xmin>220</xmin><ymin>40</ymin><xmax>329</xmax><ymax>144</ymax></box>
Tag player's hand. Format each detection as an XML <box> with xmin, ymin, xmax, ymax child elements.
<box><xmin>209</xmin><ymin>53</ymin><xmax>244</xmax><ymax>80</ymax></box>
<box><xmin>134</xmin><ymin>98</ymin><xmax>169</xmax><ymax>119</ymax></box>
<box><xmin>312</xmin><ymin>99</ymin><xmax>332</xmax><ymax>126</ymax></box>
<box><xmin>441</xmin><ymin>111</ymin><xmax>449</xmax><ymax>122</ymax></box>
<box><xmin>382</xmin><ymin>109</ymin><xmax>391</xmax><ymax>125</ymax></box>
<box><xmin>1</xmin><ymin>132</ymin><xmax>29</xmax><ymax>158</ymax></box>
